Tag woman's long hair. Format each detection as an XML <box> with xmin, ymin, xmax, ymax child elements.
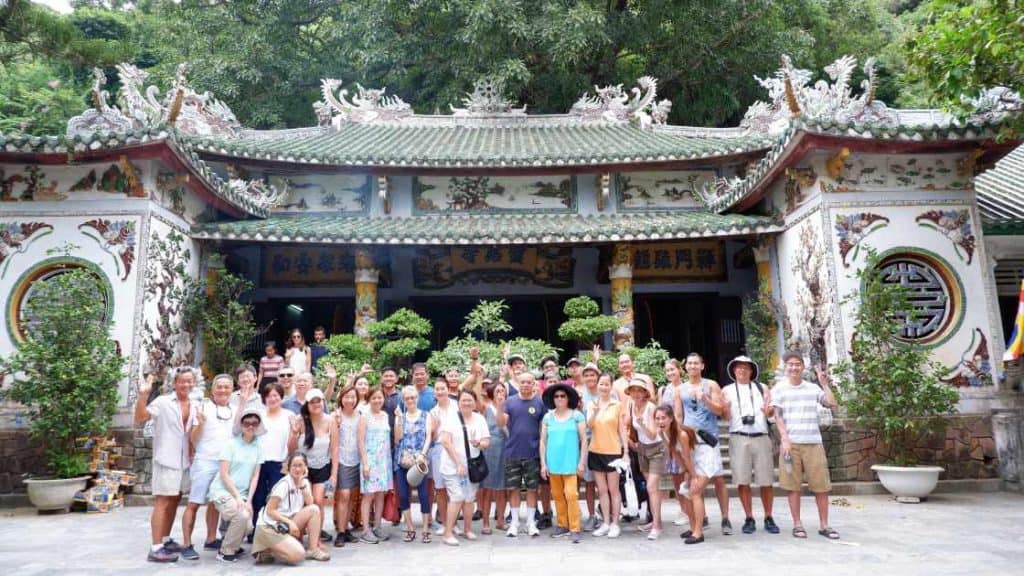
<box><xmin>300</xmin><ymin>400</ymin><xmax>315</xmax><ymax>450</ymax></box>
<box><xmin>655</xmin><ymin>404</ymin><xmax>697</xmax><ymax>456</ymax></box>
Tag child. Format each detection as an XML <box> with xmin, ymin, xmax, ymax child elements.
<box><xmin>258</xmin><ymin>342</ymin><xmax>284</xmax><ymax>387</ymax></box>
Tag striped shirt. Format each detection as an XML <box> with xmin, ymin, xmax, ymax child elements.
<box><xmin>259</xmin><ymin>355</ymin><xmax>284</xmax><ymax>379</ymax></box>
<box><xmin>770</xmin><ymin>380</ymin><xmax>825</xmax><ymax>444</ymax></box>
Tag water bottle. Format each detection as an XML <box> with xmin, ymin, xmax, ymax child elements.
<box><xmin>783</xmin><ymin>452</ymin><xmax>794</xmax><ymax>475</ymax></box>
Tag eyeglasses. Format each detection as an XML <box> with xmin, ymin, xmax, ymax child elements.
<box><xmin>553</xmin><ymin>393</ymin><xmax>568</xmax><ymax>399</ymax></box>
<box><xmin>241</xmin><ymin>420</ymin><xmax>260</xmax><ymax>428</ymax></box>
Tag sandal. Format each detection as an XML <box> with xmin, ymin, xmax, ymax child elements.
<box><xmin>421</xmin><ymin>531</ymin><xmax>432</xmax><ymax>544</ymax></box>
<box><xmin>818</xmin><ymin>527</ymin><xmax>840</xmax><ymax>540</ymax></box>
<box><xmin>403</xmin><ymin>530</ymin><xmax>416</xmax><ymax>543</ymax></box>
<box><xmin>481</xmin><ymin>526</ymin><xmax>492</xmax><ymax>535</ymax></box>
<box><xmin>792</xmin><ymin>526</ymin><xmax>807</xmax><ymax>539</ymax></box>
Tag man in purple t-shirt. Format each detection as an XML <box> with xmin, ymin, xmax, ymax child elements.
<box><xmin>497</xmin><ymin>371</ymin><xmax>546</xmax><ymax>537</ymax></box>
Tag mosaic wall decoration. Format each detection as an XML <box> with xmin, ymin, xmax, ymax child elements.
<box><xmin>614</xmin><ymin>171</ymin><xmax>715</xmax><ymax>210</ymax></box>
<box><xmin>267</xmin><ymin>174</ymin><xmax>371</xmax><ymax>213</ymax></box>
<box><xmin>1</xmin><ymin>165</ymin><xmax>65</xmax><ymax>201</ymax></box>
<box><xmin>69</xmin><ymin>160</ymin><xmax>145</xmax><ymax>197</ymax></box>
<box><xmin>835</xmin><ymin>212</ymin><xmax>890</xmax><ymax>268</ymax></box>
<box><xmin>941</xmin><ymin>328</ymin><xmax>993</xmax><ymax>387</ymax></box>
<box><xmin>413</xmin><ymin>175</ymin><xmax>575</xmax><ymax>214</ymax></box>
<box><xmin>916</xmin><ymin>209</ymin><xmax>976</xmax><ymax>265</ymax></box>
<box><xmin>783</xmin><ymin>166</ymin><xmax>817</xmax><ymax>215</ymax></box>
<box><xmin>412</xmin><ymin>246</ymin><xmax>574</xmax><ymax>288</ymax></box>
<box><xmin>79</xmin><ymin>219</ymin><xmax>137</xmax><ymax>281</ymax></box>
<box><xmin>0</xmin><ymin>221</ymin><xmax>53</xmax><ymax>278</ymax></box>
<box><xmin>261</xmin><ymin>246</ymin><xmax>391</xmax><ymax>287</ymax></box>
<box><xmin>826</xmin><ymin>155</ymin><xmax>972</xmax><ymax>192</ymax></box>
<box><xmin>156</xmin><ymin>172</ymin><xmax>189</xmax><ymax>216</ymax></box>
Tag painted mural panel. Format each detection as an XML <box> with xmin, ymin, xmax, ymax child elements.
<box><xmin>615</xmin><ymin>170</ymin><xmax>716</xmax><ymax>210</ymax></box>
<box><xmin>412</xmin><ymin>246</ymin><xmax>574</xmax><ymax>288</ymax></box>
<box><xmin>412</xmin><ymin>175</ymin><xmax>575</xmax><ymax>214</ymax></box>
<box><xmin>1</xmin><ymin>160</ymin><xmax>145</xmax><ymax>203</ymax></box>
<box><xmin>821</xmin><ymin>153</ymin><xmax>973</xmax><ymax>193</ymax></box>
<box><xmin>267</xmin><ymin>174</ymin><xmax>372</xmax><ymax>214</ymax></box>
<box><xmin>261</xmin><ymin>246</ymin><xmax>391</xmax><ymax>287</ymax></box>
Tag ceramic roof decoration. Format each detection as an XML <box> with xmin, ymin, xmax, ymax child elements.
<box><xmin>976</xmin><ymin>143</ymin><xmax>1024</xmax><ymax>235</ymax></box>
<box><xmin>569</xmin><ymin>76</ymin><xmax>672</xmax><ymax>128</ymax></box>
<box><xmin>66</xmin><ymin>68</ymin><xmax>134</xmax><ymax>137</ymax></box>
<box><xmin>193</xmin><ymin>211</ymin><xmax>780</xmax><ymax>245</ymax></box>
<box><xmin>317</xmin><ymin>79</ymin><xmax>413</xmax><ymax>127</ymax></box>
<box><xmin>451</xmin><ymin>77</ymin><xmax>527</xmax><ymax>117</ymax></box>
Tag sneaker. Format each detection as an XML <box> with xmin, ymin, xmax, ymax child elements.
<box><xmin>334</xmin><ymin>532</ymin><xmax>347</xmax><ymax>548</ymax></box>
<box><xmin>505</xmin><ymin>511</ymin><xmax>513</xmax><ymax>525</ymax></box>
<box><xmin>373</xmin><ymin>526</ymin><xmax>391</xmax><ymax>541</ymax></box>
<box><xmin>179</xmin><ymin>545</ymin><xmax>199</xmax><ymax>561</ymax></box>
<box><xmin>320</xmin><ymin>530</ymin><xmax>332</xmax><ymax>542</ymax></box>
<box><xmin>506</xmin><ymin>523</ymin><xmax>519</xmax><ymax>538</ymax></box>
<box><xmin>764</xmin><ymin>516</ymin><xmax>781</xmax><ymax>534</ymax></box>
<box><xmin>360</xmin><ymin>530</ymin><xmax>380</xmax><ymax>544</ymax></box>
<box><xmin>536</xmin><ymin>513</ymin><xmax>552</xmax><ymax>530</ymax></box>
<box><xmin>742</xmin><ymin>517</ymin><xmax>756</xmax><ymax>534</ymax></box>
<box><xmin>216</xmin><ymin>552</ymin><xmax>239</xmax><ymax>563</ymax></box>
<box><xmin>583</xmin><ymin>516</ymin><xmax>601</xmax><ymax>532</ymax></box>
<box><xmin>647</xmin><ymin>529</ymin><xmax>661</xmax><ymax>541</ymax></box>
<box><xmin>673</xmin><ymin>516</ymin><xmax>688</xmax><ymax>526</ymax></box>
<box><xmin>571</xmin><ymin>531</ymin><xmax>581</xmax><ymax>544</ymax></box>
<box><xmin>454</xmin><ymin>524</ymin><xmax>463</xmax><ymax>536</ymax></box>
<box><xmin>592</xmin><ymin>523</ymin><xmax>610</xmax><ymax>537</ymax></box>
<box><xmin>203</xmin><ymin>539</ymin><xmax>222</xmax><ymax>551</ymax></box>
<box><xmin>607</xmin><ymin>524</ymin><xmax>621</xmax><ymax>539</ymax></box>
<box><xmin>435</xmin><ymin>525</ymin><xmax>447</xmax><ymax>536</ymax></box>
<box><xmin>162</xmin><ymin>539</ymin><xmax>183</xmax><ymax>554</ymax></box>
<box><xmin>343</xmin><ymin>530</ymin><xmax>358</xmax><ymax>543</ymax></box>
<box><xmin>550</xmin><ymin>526</ymin><xmax>570</xmax><ymax>538</ymax></box>
<box><xmin>254</xmin><ymin>550</ymin><xmax>275</xmax><ymax>565</ymax></box>
<box><xmin>527</xmin><ymin>522</ymin><xmax>540</xmax><ymax>537</ymax></box>
<box><xmin>147</xmin><ymin>546</ymin><xmax>179</xmax><ymax>563</ymax></box>
<box><xmin>721</xmin><ymin>518</ymin><xmax>733</xmax><ymax>535</ymax></box>
<box><xmin>305</xmin><ymin>547</ymin><xmax>330</xmax><ymax>561</ymax></box>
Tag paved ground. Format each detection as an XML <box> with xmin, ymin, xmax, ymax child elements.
<box><xmin>2</xmin><ymin>492</ymin><xmax>1022</xmax><ymax>575</ymax></box>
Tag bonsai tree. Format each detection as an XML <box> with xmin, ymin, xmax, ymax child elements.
<box><xmin>462</xmin><ymin>299</ymin><xmax>512</xmax><ymax>342</ymax></box>
<box><xmin>833</xmin><ymin>250</ymin><xmax>959</xmax><ymax>466</ymax></box>
<box><xmin>557</xmin><ymin>296</ymin><xmax>620</xmax><ymax>351</ymax></box>
<box><xmin>429</xmin><ymin>302</ymin><xmax>558</xmax><ymax>375</ymax></box>
<box><xmin>578</xmin><ymin>340</ymin><xmax>671</xmax><ymax>384</ymax></box>
<box><xmin>182</xmin><ymin>271</ymin><xmax>260</xmax><ymax>376</ymax></box>
<box><xmin>319</xmin><ymin>333</ymin><xmax>376</xmax><ymax>382</ymax></box>
<box><xmin>0</xmin><ymin>262</ymin><xmax>125</xmax><ymax>478</ymax></box>
<box><xmin>366</xmin><ymin>307</ymin><xmax>432</xmax><ymax>370</ymax></box>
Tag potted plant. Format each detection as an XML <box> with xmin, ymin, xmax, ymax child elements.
<box><xmin>0</xmin><ymin>259</ymin><xmax>125</xmax><ymax>512</ymax></box>
<box><xmin>557</xmin><ymin>296</ymin><xmax>620</xmax><ymax>354</ymax></box>
<box><xmin>834</xmin><ymin>251</ymin><xmax>958</xmax><ymax>502</ymax></box>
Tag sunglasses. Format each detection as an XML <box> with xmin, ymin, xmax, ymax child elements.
<box><xmin>279</xmin><ymin>373</ymin><xmax>294</xmax><ymax>378</ymax></box>
<box><xmin>553</xmin><ymin>393</ymin><xmax>568</xmax><ymax>399</ymax></box>
<box><xmin>241</xmin><ymin>420</ymin><xmax>260</xmax><ymax>428</ymax></box>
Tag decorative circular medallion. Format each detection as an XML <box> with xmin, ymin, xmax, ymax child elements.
<box><xmin>877</xmin><ymin>252</ymin><xmax>961</xmax><ymax>344</ymax></box>
<box><xmin>6</xmin><ymin>258</ymin><xmax>113</xmax><ymax>344</ymax></box>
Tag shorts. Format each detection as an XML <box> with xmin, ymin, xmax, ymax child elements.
<box><xmin>251</xmin><ymin>523</ymin><xmax>289</xmax><ymax>555</ymax></box>
<box><xmin>693</xmin><ymin>443</ymin><xmax>724</xmax><ymax>479</ymax></box>
<box><xmin>779</xmin><ymin>443</ymin><xmax>831</xmax><ymax>493</ymax></box>
<box><xmin>308</xmin><ymin>463</ymin><xmax>331</xmax><ymax>485</ymax></box>
<box><xmin>730</xmin><ymin>433</ymin><xmax>775</xmax><ymax>486</ymax></box>
<box><xmin>429</xmin><ymin>444</ymin><xmax>444</xmax><ymax>485</ymax></box>
<box><xmin>637</xmin><ymin>441</ymin><xmax>667</xmax><ymax>475</ymax></box>
<box><xmin>336</xmin><ymin>464</ymin><xmax>360</xmax><ymax>490</ymax></box>
<box><xmin>587</xmin><ymin>452</ymin><xmax>620</xmax><ymax>473</ymax></box>
<box><xmin>503</xmin><ymin>458</ymin><xmax>541</xmax><ymax>491</ymax></box>
<box><xmin>152</xmin><ymin>461</ymin><xmax>191</xmax><ymax>496</ymax></box>
<box><xmin>443</xmin><ymin>473</ymin><xmax>479</xmax><ymax>503</ymax></box>
<box><xmin>187</xmin><ymin>458</ymin><xmax>220</xmax><ymax>504</ymax></box>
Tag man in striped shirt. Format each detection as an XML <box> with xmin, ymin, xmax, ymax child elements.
<box><xmin>771</xmin><ymin>351</ymin><xmax>840</xmax><ymax>540</ymax></box>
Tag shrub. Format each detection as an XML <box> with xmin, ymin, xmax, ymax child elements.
<box><xmin>557</xmin><ymin>296</ymin><xmax>620</xmax><ymax>348</ymax></box>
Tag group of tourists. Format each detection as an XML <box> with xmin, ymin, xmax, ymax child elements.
<box><xmin>136</xmin><ymin>325</ymin><xmax>840</xmax><ymax>565</ymax></box>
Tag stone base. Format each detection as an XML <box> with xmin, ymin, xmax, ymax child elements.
<box><xmin>896</xmin><ymin>495</ymin><xmax>922</xmax><ymax>503</ymax></box>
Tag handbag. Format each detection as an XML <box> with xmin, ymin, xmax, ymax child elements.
<box><xmin>622</xmin><ymin>464</ymin><xmax>640</xmax><ymax>517</ymax></box>
<box><xmin>458</xmin><ymin>412</ymin><xmax>489</xmax><ymax>484</ymax></box>
<box><xmin>382</xmin><ymin>489</ymin><xmax>399</xmax><ymax>523</ymax></box>
<box><xmin>399</xmin><ymin>448</ymin><xmax>418</xmax><ymax>469</ymax></box>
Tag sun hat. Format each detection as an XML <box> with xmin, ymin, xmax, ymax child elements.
<box><xmin>624</xmin><ymin>378</ymin><xmax>653</xmax><ymax>399</ymax></box>
<box><xmin>727</xmin><ymin>355</ymin><xmax>760</xmax><ymax>383</ymax></box>
<box><xmin>542</xmin><ymin>383</ymin><xmax>581</xmax><ymax>410</ymax></box>
<box><xmin>581</xmin><ymin>362</ymin><xmax>600</xmax><ymax>376</ymax></box>
<box><xmin>508</xmin><ymin>353</ymin><xmax>526</xmax><ymax>364</ymax></box>
<box><xmin>566</xmin><ymin>357</ymin><xmax>581</xmax><ymax>367</ymax></box>
<box><xmin>306</xmin><ymin>388</ymin><xmax>326</xmax><ymax>403</ymax></box>
<box><xmin>782</xmin><ymin>351</ymin><xmax>804</xmax><ymax>365</ymax></box>
<box><xmin>233</xmin><ymin>406</ymin><xmax>267</xmax><ymax>436</ymax></box>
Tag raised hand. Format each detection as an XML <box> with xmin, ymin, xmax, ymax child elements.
<box><xmin>324</xmin><ymin>364</ymin><xmax>337</xmax><ymax>380</ymax></box>
<box><xmin>592</xmin><ymin>344</ymin><xmax>601</xmax><ymax>362</ymax></box>
<box><xmin>139</xmin><ymin>373</ymin><xmax>155</xmax><ymax>396</ymax></box>
<box><xmin>360</xmin><ymin>363</ymin><xmax>373</xmax><ymax>375</ymax></box>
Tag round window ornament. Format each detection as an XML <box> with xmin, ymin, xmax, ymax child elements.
<box><xmin>6</xmin><ymin>258</ymin><xmax>113</xmax><ymax>344</ymax></box>
<box><xmin>876</xmin><ymin>252</ymin><xmax>961</xmax><ymax>345</ymax></box>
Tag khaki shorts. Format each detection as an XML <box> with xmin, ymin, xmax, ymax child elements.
<box><xmin>730</xmin><ymin>434</ymin><xmax>775</xmax><ymax>487</ymax></box>
<box><xmin>637</xmin><ymin>441</ymin><xmax>666</xmax><ymax>475</ymax></box>
<box><xmin>152</xmin><ymin>462</ymin><xmax>190</xmax><ymax>496</ymax></box>
<box><xmin>251</xmin><ymin>523</ymin><xmax>289</xmax><ymax>555</ymax></box>
<box><xmin>779</xmin><ymin>443</ymin><xmax>831</xmax><ymax>492</ymax></box>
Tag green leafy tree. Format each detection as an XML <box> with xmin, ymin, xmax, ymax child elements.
<box><xmin>319</xmin><ymin>333</ymin><xmax>375</xmax><ymax>381</ymax></box>
<box><xmin>181</xmin><ymin>271</ymin><xmax>259</xmax><ymax>377</ymax></box>
<box><xmin>462</xmin><ymin>299</ymin><xmax>512</xmax><ymax>342</ymax></box>
<box><xmin>0</xmin><ymin>261</ymin><xmax>125</xmax><ymax>478</ymax></box>
<box><xmin>557</xmin><ymin>296</ymin><xmax>619</xmax><ymax>350</ymax></box>
<box><xmin>578</xmin><ymin>340</ymin><xmax>670</xmax><ymax>385</ymax></box>
<box><xmin>904</xmin><ymin>0</ymin><xmax>1024</xmax><ymax>137</ymax></box>
<box><xmin>833</xmin><ymin>250</ymin><xmax>959</xmax><ymax>466</ymax></box>
<box><xmin>367</xmin><ymin>308</ymin><xmax>432</xmax><ymax>369</ymax></box>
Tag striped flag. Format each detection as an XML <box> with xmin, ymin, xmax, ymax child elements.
<box><xmin>1005</xmin><ymin>279</ymin><xmax>1024</xmax><ymax>362</ymax></box>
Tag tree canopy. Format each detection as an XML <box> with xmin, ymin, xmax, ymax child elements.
<box><xmin>0</xmin><ymin>0</ymin><xmax>1014</xmax><ymax>134</ymax></box>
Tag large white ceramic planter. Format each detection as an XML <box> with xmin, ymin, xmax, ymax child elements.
<box><xmin>23</xmin><ymin>476</ymin><xmax>90</xmax><ymax>512</ymax></box>
<box><xmin>871</xmin><ymin>465</ymin><xmax>943</xmax><ymax>503</ymax></box>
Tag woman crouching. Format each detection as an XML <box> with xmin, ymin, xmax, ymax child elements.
<box><xmin>251</xmin><ymin>453</ymin><xmax>330</xmax><ymax>564</ymax></box>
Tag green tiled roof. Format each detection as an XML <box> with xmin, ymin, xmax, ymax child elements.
<box><xmin>705</xmin><ymin>118</ymin><xmax>1009</xmax><ymax>213</ymax></box>
<box><xmin>976</xmin><ymin>143</ymin><xmax>1024</xmax><ymax>235</ymax></box>
<box><xmin>0</xmin><ymin>129</ymin><xmax>268</xmax><ymax>217</ymax></box>
<box><xmin>186</xmin><ymin>124</ymin><xmax>771</xmax><ymax>169</ymax></box>
<box><xmin>193</xmin><ymin>212</ymin><xmax>780</xmax><ymax>245</ymax></box>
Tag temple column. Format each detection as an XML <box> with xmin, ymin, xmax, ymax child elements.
<box><xmin>609</xmin><ymin>243</ymin><xmax>635</xmax><ymax>350</ymax></box>
<box><xmin>752</xmin><ymin>240</ymin><xmax>779</xmax><ymax>372</ymax></box>
<box><xmin>199</xmin><ymin>251</ymin><xmax>225</xmax><ymax>381</ymax></box>
<box><xmin>354</xmin><ymin>249</ymin><xmax>379</xmax><ymax>338</ymax></box>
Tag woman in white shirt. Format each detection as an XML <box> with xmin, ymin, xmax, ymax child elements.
<box><xmin>250</xmin><ymin>383</ymin><xmax>295</xmax><ymax>538</ymax></box>
<box><xmin>439</xmin><ymin>388</ymin><xmax>491</xmax><ymax>546</ymax></box>
<box><xmin>284</xmin><ymin>329</ymin><xmax>311</xmax><ymax>374</ymax></box>
<box><xmin>252</xmin><ymin>453</ymin><xmax>328</xmax><ymax>563</ymax></box>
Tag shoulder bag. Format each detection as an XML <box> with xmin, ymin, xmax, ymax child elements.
<box><xmin>459</xmin><ymin>412</ymin><xmax>489</xmax><ymax>483</ymax></box>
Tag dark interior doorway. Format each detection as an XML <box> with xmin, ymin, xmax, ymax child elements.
<box><xmin>249</xmin><ymin>298</ymin><xmax>354</xmax><ymax>362</ymax></box>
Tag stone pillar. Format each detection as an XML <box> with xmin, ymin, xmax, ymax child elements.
<box><xmin>200</xmin><ymin>252</ymin><xmax>226</xmax><ymax>381</ymax></box>
<box><xmin>752</xmin><ymin>241</ymin><xmax>779</xmax><ymax>373</ymax></box>
<box><xmin>993</xmin><ymin>409</ymin><xmax>1023</xmax><ymax>489</ymax></box>
<box><xmin>609</xmin><ymin>243</ymin><xmax>634</xmax><ymax>350</ymax></box>
<box><xmin>354</xmin><ymin>249</ymin><xmax>379</xmax><ymax>339</ymax></box>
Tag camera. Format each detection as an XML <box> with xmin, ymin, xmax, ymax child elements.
<box><xmin>275</xmin><ymin>522</ymin><xmax>290</xmax><ymax>535</ymax></box>
<box><xmin>741</xmin><ymin>415</ymin><xmax>756</xmax><ymax>426</ymax></box>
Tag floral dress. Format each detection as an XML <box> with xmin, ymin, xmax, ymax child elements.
<box><xmin>361</xmin><ymin>411</ymin><xmax>393</xmax><ymax>493</ymax></box>
<box><xmin>394</xmin><ymin>410</ymin><xmax>427</xmax><ymax>471</ymax></box>
<box><xmin>481</xmin><ymin>404</ymin><xmax>507</xmax><ymax>490</ymax></box>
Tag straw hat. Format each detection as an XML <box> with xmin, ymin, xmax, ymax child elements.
<box><xmin>233</xmin><ymin>406</ymin><xmax>267</xmax><ymax>436</ymax></box>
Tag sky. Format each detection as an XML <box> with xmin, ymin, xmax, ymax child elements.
<box><xmin>33</xmin><ymin>0</ymin><xmax>73</xmax><ymax>14</ymax></box>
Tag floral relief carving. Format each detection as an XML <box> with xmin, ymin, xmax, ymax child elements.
<box><xmin>835</xmin><ymin>212</ymin><xmax>889</xmax><ymax>268</ymax></box>
<box><xmin>941</xmin><ymin>328</ymin><xmax>992</xmax><ymax>387</ymax></box>
<box><xmin>916</xmin><ymin>209</ymin><xmax>976</xmax><ymax>265</ymax></box>
<box><xmin>0</xmin><ymin>221</ymin><xmax>54</xmax><ymax>278</ymax></box>
<box><xmin>79</xmin><ymin>219</ymin><xmax>137</xmax><ymax>281</ymax></box>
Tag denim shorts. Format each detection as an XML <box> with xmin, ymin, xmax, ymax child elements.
<box><xmin>187</xmin><ymin>458</ymin><xmax>219</xmax><ymax>504</ymax></box>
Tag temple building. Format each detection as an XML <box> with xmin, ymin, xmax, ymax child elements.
<box><xmin>1</xmin><ymin>54</ymin><xmax>1022</xmax><ymax>456</ymax></box>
